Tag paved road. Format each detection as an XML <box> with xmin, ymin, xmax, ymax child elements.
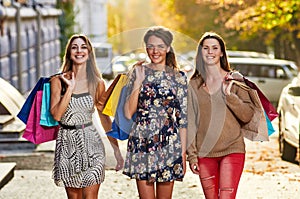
<box><xmin>0</xmin><ymin>120</ymin><xmax>300</xmax><ymax>199</ymax></box>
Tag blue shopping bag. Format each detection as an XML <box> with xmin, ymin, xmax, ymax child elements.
<box><xmin>40</xmin><ymin>82</ymin><xmax>59</xmax><ymax>127</ymax></box>
<box><xmin>107</xmin><ymin>86</ymin><xmax>135</xmax><ymax>140</ymax></box>
<box><xmin>17</xmin><ymin>77</ymin><xmax>50</xmax><ymax>124</ymax></box>
<box><xmin>265</xmin><ymin>111</ymin><xmax>275</xmax><ymax>136</ymax></box>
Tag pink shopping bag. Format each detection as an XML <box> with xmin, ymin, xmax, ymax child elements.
<box><xmin>22</xmin><ymin>90</ymin><xmax>59</xmax><ymax>144</ymax></box>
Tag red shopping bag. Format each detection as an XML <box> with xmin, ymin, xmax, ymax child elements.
<box><xmin>243</xmin><ymin>77</ymin><xmax>279</xmax><ymax>121</ymax></box>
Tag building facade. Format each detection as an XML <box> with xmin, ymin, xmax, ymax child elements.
<box><xmin>74</xmin><ymin>0</ymin><xmax>108</xmax><ymax>43</ymax></box>
<box><xmin>0</xmin><ymin>1</ymin><xmax>61</xmax><ymax>94</ymax></box>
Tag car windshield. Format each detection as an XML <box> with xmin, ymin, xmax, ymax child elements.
<box><xmin>286</xmin><ymin>64</ymin><xmax>299</xmax><ymax>77</ymax></box>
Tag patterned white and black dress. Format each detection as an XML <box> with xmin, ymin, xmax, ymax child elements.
<box><xmin>53</xmin><ymin>92</ymin><xmax>105</xmax><ymax>188</ymax></box>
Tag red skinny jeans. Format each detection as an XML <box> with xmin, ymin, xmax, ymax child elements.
<box><xmin>197</xmin><ymin>153</ymin><xmax>245</xmax><ymax>199</ymax></box>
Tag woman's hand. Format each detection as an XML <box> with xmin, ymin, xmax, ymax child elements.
<box><xmin>124</xmin><ymin>61</ymin><xmax>145</xmax><ymax>119</ymax></box>
<box><xmin>50</xmin><ymin>72</ymin><xmax>75</xmax><ymax>121</ymax></box>
<box><xmin>114</xmin><ymin>149</ymin><xmax>124</xmax><ymax>171</ymax></box>
<box><xmin>189</xmin><ymin>162</ymin><xmax>200</xmax><ymax>175</ymax></box>
<box><xmin>60</xmin><ymin>72</ymin><xmax>76</xmax><ymax>91</ymax></box>
<box><xmin>223</xmin><ymin>73</ymin><xmax>234</xmax><ymax>96</ymax></box>
<box><xmin>134</xmin><ymin>61</ymin><xmax>145</xmax><ymax>87</ymax></box>
<box><xmin>182</xmin><ymin>153</ymin><xmax>187</xmax><ymax>175</ymax></box>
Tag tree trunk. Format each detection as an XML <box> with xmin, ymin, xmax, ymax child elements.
<box><xmin>292</xmin><ymin>30</ymin><xmax>300</xmax><ymax>67</ymax></box>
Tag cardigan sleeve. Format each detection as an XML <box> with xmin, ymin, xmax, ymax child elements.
<box><xmin>225</xmin><ymin>83</ymin><xmax>255</xmax><ymax>123</ymax></box>
<box><xmin>186</xmin><ymin>83</ymin><xmax>200</xmax><ymax>164</ymax></box>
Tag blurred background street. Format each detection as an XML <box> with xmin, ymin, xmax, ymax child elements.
<box><xmin>1</xmin><ymin>0</ymin><xmax>300</xmax><ymax>198</ymax></box>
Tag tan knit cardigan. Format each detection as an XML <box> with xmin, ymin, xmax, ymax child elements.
<box><xmin>186</xmin><ymin>77</ymin><xmax>255</xmax><ymax>164</ymax></box>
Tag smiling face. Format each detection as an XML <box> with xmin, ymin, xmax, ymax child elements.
<box><xmin>201</xmin><ymin>38</ymin><xmax>223</xmax><ymax>67</ymax></box>
<box><xmin>70</xmin><ymin>38</ymin><xmax>89</xmax><ymax>65</ymax></box>
<box><xmin>146</xmin><ymin>35</ymin><xmax>170</xmax><ymax>65</ymax></box>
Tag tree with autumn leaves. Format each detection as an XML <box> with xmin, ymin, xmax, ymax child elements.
<box><xmin>214</xmin><ymin>0</ymin><xmax>300</xmax><ymax>65</ymax></box>
<box><xmin>107</xmin><ymin>0</ymin><xmax>300</xmax><ymax>65</ymax></box>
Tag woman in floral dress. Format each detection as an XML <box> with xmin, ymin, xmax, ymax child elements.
<box><xmin>123</xmin><ymin>26</ymin><xmax>188</xmax><ymax>199</ymax></box>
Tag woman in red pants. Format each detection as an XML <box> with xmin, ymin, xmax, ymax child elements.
<box><xmin>187</xmin><ymin>32</ymin><xmax>255</xmax><ymax>199</ymax></box>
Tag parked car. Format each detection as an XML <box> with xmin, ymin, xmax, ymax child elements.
<box><xmin>227</xmin><ymin>50</ymin><xmax>272</xmax><ymax>59</ymax></box>
<box><xmin>177</xmin><ymin>56</ymin><xmax>194</xmax><ymax>79</ymax></box>
<box><xmin>229</xmin><ymin>57</ymin><xmax>298</xmax><ymax>105</ymax></box>
<box><xmin>112</xmin><ymin>56</ymin><xmax>131</xmax><ymax>74</ymax></box>
<box><xmin>112</xmin><ymin>55</ymin><xmax>137</xmax><ymax>76</ymax></box>
<box><xmin>277</xmin><ymin>73</ymin><xmax>300</xmax><ymax>163</ymax></box>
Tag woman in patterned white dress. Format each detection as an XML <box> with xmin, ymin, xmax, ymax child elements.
<box><xmin>50</xmin><ymin>34</ymin><xmax>124</xmax><ymax>199</ymax></box>
<box><xmin>123</xmin><ymin>26</ymin><xmax>188</xmax><ymax>199</ymax></box>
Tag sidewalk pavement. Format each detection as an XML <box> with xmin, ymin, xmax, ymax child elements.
<box><xmin>1</xmin><ymin>165</ymin><xmax>299</xmax><ymax>199</ymax></box>
<box><xmin>0</xmin><ymin>118</ymin><xmax>300</xmax><ymax>198</ymax></box>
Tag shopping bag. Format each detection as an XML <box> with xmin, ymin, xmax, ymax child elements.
<box><xmin>243</xmin><ymin>77</ymin><xmax>279</xmax><ymax>121</ymax></box>
<box><xmin>102</xmin><ymin>74</ymin><xmax>128</xmax><ymax>116</ymax></box>
<box><xmin>22</xmin><ymin>90</ymin><xmax>59</xmax><ymax>144</ymax></box>
<box><xmin>107</xmin><ymin>86</ymin><xmax>136</xmax><ymax>140</ymax></box>
<box><xmin>17</xmin><ymin>77</ymin><xmax>50</xmax><ymax>124</ymax></box>
<box><xmin>17</xmin><ymin>73</ymin><xmax>61</xmax><ymax>124</ymax></box>
<box><xmin>99</xmin><ymin>74</ymin><xmax>122</xmax><ymax>111</ymax></box>
<box><xmin>233</xmin><ymin>81</ymin><xmax>269</xmax><ymax>141</ymax></box>
<box><xmin>108</xmin><ymin>120</ymin><xmax>130</xmax><ymax>140</ymax></box>
<box><xmin>265</xmin><ymin>111</ymin><xmax>275</xmax><ymax>136</ymax></box>
<box><xmin>40</xmin><ymin>82</ymin><xmax>59</xmax><ymax>126</ymax></box>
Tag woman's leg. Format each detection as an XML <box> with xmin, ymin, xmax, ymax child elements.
<box><xmin>156</xmin><ymin>181</ymin><xmax>174</xmax><ymax>199</ymax></box>
<box><xmin>219</xmin><ymin>153</ymin><xmax>245</xmax><ymax>199</ymax></box>
<box><xmin>82</xmin><ymin>184</ymin><xmax>101</xmax><ymax>199</ymax></box>
<box><xmin>136</xmin><ymin>180</ymin><xmax>155</xmax><ymax>199</ymax></box>
<box><xmin>65</xmin><ymin>187</ymin><xmax>83</xmax><ymax>199</ymax></box>
<box><xmin>197</xmin><ymin>157</ymin><xmax>220</xmax><ymax>199</ymax></box>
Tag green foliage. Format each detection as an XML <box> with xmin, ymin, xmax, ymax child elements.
<box><xmin>56</xmin><ymin>0</ymin><xmax>77</xmax><ymax>59</ymax></box>
<box><xmin>223</xmin><ymin>0</ymin><xmax>300</xmax><ymax>62</ymax></box>
<box><xmin>195</xmin><ymin>0</ymin><xmax>300</xmax><ymax>63</ymax></box>
<box><xmin>150</xmin><ymin>0</ymin><xmax>220</xmax><ymax>52</ymax></box>
<box><xmin>150</xmin><ymin>0</ymin><xmax>267</xmax><ymax>52</ymax></box>
<box><xmin>108</xmin><ymin>0</ymin><xmax>300</xmax><ymax>62</ymax></box>
<box><xmin>226</xmin><ymin>0</ymin><xmax>300</xmax><ymax>36</ymax></box>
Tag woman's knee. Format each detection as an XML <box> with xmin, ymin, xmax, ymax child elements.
<box><xmin>136</xmin><ymin>180</ymin><xmax>155</xmax><ymax>199</ymax></box>
<box><xmin>201</xmin><ymin>175</ymin><xmax>218</xmax><ymax>190</ymax></box>
<box><xmin>219</xmin><ymin>187</ymin><xmax>237</xmax><ymax>199</ymax></box>
<box><xmin>65</xmin><ymin>187</ymin><xmax>82</xmax><ymax>199</ymax></box>
<box><xmin>156</xmin><ymin>181</ymin><xmax>174</xmax><ymax>199</ymax></box>
<box><xmin>82</xmin><ymin>184</ymin><xmax>100</xmax><ymax>199</ymax></box>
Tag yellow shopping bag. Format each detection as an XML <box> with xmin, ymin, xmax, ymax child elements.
<box><xmin>102</xmin><ymin>74</ymin><xmax>128</xmax><ymax>116</ymax></box>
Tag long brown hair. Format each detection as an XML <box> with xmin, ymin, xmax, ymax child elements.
<box><xmin>143</xmin><ymin>26</ymin><xmax>178</xmax><ymax>70</ymax></box>
<box><xmin>60</xmin><ymin>34</ymin><xmax>101</xmax><ymax>98</ymax></box>
<box><xmin>192</xmin><ymin>32</ymin><xmax>231</xmax><ymax>84</ymax></box>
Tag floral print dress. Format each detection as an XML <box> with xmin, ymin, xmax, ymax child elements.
<box><xmin>123</xmin><ymin>66</ymin><xmax>188</xmax><ymax>182</ymax></box>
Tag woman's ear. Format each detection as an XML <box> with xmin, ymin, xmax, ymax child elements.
<box><xmin>167</xmin><ymin>46</ymin><xmax>171</xmax><ymax>53</ymax></box>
